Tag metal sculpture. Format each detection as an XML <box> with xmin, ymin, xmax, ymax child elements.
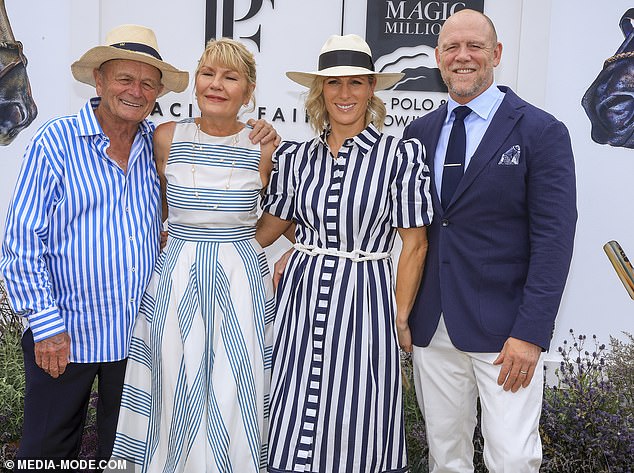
<box><xmin>0</xmin><ymin>0</ymin><xmax>37</xmax><ymax>146</ymax></box>
<box><xmin>582</xmin><ymin>9</ymin><xmax>634</xmax><ymax>149</ymax></box>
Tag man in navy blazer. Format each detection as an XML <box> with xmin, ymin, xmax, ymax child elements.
<box><xmin>403</xmin><ymin>9</ymin><xmax>576</xmax><ymax>473</ymax></box>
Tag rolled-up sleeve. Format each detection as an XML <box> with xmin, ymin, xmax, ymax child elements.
<box><xmin>390</xmin><ymin>137</ymin><xmax>433</xmax><ymax>228</ymax></box>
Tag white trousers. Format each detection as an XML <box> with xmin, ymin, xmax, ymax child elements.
<box><xmin>412</xmin><ymin>317</ymin><xmax>543</xmax><ymax>473</ymax></box>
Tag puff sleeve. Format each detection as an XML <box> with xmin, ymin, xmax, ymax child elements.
<box><xmin>390</xmin><ymin>137</ymin><xmax>433</xmax><ymax>228</ymax></box>
<box><xmin>261</xmin><ymin>141</ymin><xmax>298</xmax><ymax>220</ymax></box>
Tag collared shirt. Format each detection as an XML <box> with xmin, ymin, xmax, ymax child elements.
<box><xmin>434</xmin><ymin>83</ymin><xmax>505</xmax><ymax>194</ymax></box>
<box><xmin>0</xmin><ymin>98</ymin><xmax>161</xmax><ymax>363</ymax></box>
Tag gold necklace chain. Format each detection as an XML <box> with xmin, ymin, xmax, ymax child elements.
<box><xmin>191</xmin><ymin>123</ymin><xmax>239</xmax><ymax>203</ymax></box>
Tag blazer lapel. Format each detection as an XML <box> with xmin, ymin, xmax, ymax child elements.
<box><xmin>451</xmin><ymin>90</ymin><xmax>524</xmax><ymax>204</ymax></box>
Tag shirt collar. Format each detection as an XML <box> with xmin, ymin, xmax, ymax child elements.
<box><xmin>446</xmin><ymin>82</ymin><xmax>505</xmax><ymax>123</ymax></box>
<box><xmin>311</xmin><ymin>122</ymin><xmax>382</xmax><ymax>155</ymax></box>
<box><xmin>76</xmin><ymin>97</ymin><xmax>154</xmax><ymax>138</ymax></box>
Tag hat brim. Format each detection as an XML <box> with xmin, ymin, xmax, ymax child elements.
<box><xmin>286</xmin><ymin>66</ymin><xmax>404</xmax><ymax>91</ymax></box>
<box><xmin>71</xmin><ymin>46</ymin><xmax>189</xmax><ymax>97</ymax></box>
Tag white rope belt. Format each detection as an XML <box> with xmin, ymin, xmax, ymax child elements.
<box><xmin>293</xmin><ymin>243</ymin><xmax>391</xmax><ymax>262</ymax></box>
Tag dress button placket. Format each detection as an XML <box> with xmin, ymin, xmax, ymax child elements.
<box><xmin>293</xmin><ymin>152</ymin><xmax>346</xmax><ymax>469</ymax></box>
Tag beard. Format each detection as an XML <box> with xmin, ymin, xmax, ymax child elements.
<box><xmin>442</xmin><ymin>70</ymin><xmax>492</xmax><ymax>100</ymax></box>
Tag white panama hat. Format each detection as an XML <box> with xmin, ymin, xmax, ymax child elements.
<box><xmin>286</xmin><ymin>34</ymin><xmax>403</xmax><ymax>91</ymax></box>
<box><xmin>71</xmin><ymin>24</ymin><xmax>189</xmax><ymax>97</ymax></box>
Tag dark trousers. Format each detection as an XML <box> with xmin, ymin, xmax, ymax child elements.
<box><xmin>16</xmin><ymin>329</ymin><xmax>127</xmax><ymax>470</ymax></box>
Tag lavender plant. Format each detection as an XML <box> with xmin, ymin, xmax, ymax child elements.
<box><xmin>540</xmin><ymin>330</ymin><xmax>634</xmax><ymax>473</ymax></box>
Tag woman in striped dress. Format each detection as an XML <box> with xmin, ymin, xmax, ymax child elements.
<box><xmin>110</xmin><ymin>39</ymin><xmax>276</xmax><ymax>472</ymax></box>
<box><xmin>256</xmin><ymin>35</ymin><xmax>433</xmax><ymax>473</ymax></box>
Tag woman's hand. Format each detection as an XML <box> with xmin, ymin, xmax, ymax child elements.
<box><xmin>247</xmin><ymin>118</ymin><xmax>281</xmax><ymax>146</ymax></box>
<box><xmin>273</xmin><ymin>247</ymin><xmax>294</xmax><ymax>291</ymax></box>
<box><xmin>396</xmin><ymin>318</ymin><xmax>413</xmax><ymax>353</ymax></box>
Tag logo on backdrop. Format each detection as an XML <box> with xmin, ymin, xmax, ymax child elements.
<box><xmin>152</xmin><ymin>0</ymin><xmax>490</xmax><ymax>130</ymax></box>
<box><xmin>204</xmin><ymin>0</ymin><xmax>274</xmax><ymax>51</ymax></box>
<box><xmin>366</xmin><ymin>0</ymin><xmax>484</xmax><ymax>92</ymax></box>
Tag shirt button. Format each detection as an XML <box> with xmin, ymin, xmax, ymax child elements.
<box><xmin>441</xmin><ymin>219</ymin><xmax>449</xmax><ymax>227</ymax></box>
<box><xmin>131</xmin><ymin>267</ymin><xmax>136</xmax><ymax>272</ymax></box>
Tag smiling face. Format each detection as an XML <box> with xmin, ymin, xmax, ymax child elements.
<box><xmin>94</xmin><ymin>59</ymin><xmax>163</xmax><ymax>128</ymax></box>
<box><xmin>195</xmin><ymin>61</ymin><xmax>253</xmax><ymax>122</ymax></box>
<box><xmin>435</xmin><ymin>9</ymin><xmax>502</xmax><ymax>104</ymax></box>
<box><xmin>322</xmin><ymin>75</ymin><xmax>375</xmax><ymax>133</ymax></box>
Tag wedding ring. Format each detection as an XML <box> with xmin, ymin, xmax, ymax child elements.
<box><xmin>519</xmin><ymin>370</ymin><xmax>528</xmax><ymax>375</ymax></box>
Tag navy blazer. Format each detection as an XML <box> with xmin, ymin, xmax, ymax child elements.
<box><xmin>404</xmin><ymin>86</ymin><xmax>577</xmax><ymax>352</ymax></box>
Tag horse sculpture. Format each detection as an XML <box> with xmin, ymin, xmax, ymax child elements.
<box><xmin>0</xmin><ymin>0</ymin><xmax>37</xmax><ymax>146</ymax></box>
<box><xmin>582</xmin><ymin>9</ymin><xmax>634</xmax><ymax>149</ymax></box>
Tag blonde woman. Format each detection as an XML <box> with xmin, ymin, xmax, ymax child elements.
<box><xmin>256</xmin><ymin>34</ymin><xmax>433</xmax><ymax>473</ymax></box>
<box><xmin>111</xmin><ymin>38</ymin><xmax>276</xmax><ymax>472</ymax></box>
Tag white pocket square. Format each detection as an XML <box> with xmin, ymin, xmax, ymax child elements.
<box><xmin>498</xmin><ymin>145</ymin><xmax>520</xmax><ymax>165</ymax></box>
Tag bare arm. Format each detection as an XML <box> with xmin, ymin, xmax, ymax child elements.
<box><xmin>395</xmin><ymin>226</ymin><xmax>428</xmax><ymax>353</ymax></box>
<box><xmin>271</xmin><ymin>223</ymin><xmax>297</xmax><ymax>290</ymax></box>
<box><xmin>153</xmin><ymin>122</ymin><xmax>175</xmax><ymax>223</ymax></box>
<box><xmin>255</xmin><ymin>211</ymin><xmax>293</xmax><ymax>248</ymax></box>
<box><xmin>259</xmin><ymin>140</ymin><xmax>277</xmax><ymax>189</ymax></box>
<box><xmin>283</xmin><ymin>222</ymin><xmax>296</xmax><ymax>243</ymax></box>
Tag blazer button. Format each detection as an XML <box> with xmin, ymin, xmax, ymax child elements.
<box><xmin>441</xmin><ymin>219</ymin><xmax>449</xmax><ymax>227</ymax></box>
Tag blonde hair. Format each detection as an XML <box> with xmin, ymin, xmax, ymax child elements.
<box><xmin>196</xmin><ymin>38</ymin><xmax>257</xmax><ymax>111</ymax></box>
<box><xmin>304</xmin><ymin>75</ymin><xmax>386</xmax><ymax>134</ymax></box>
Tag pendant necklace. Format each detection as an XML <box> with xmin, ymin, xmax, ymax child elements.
<box><xmin>191</xmin><ymin>122</ymin><xmax>240</xmax><ymax>204</ymax></box>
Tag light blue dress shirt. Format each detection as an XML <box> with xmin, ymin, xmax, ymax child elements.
<box><xmin>434</xmin><ymin>83</ymin><xmax>506</xmax><ymax>196</ymax></box>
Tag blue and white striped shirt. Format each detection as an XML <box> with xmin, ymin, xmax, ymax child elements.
<box><xmin>0</xmin><ymin>98</ymin><xmax>162</xmax><ymax>363</ymax></box>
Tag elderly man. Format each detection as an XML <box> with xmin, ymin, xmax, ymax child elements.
<box><xmin>0</xmin><ymin>24</ymin><xmax>274</xmax><ymax>467</ymax></box>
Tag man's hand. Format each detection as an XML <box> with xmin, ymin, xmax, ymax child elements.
<box><xmin>273</xmin><ymin>248</ymin><xmax>294</xmax><ymax>291</ymax></box>
<box><xmin>34</xmin><ymin>332</ymin><xmax>71</xmax><ymax>378</ymax></box>
<box><xmin>246</xmin><ymin>118</ymin><xmax>281</xmax><ymax>146</ymax></box>
<box><xmin>493</xmin><ymin>337</ymin><xmax>541</xmax><ymax>392</ymax></box>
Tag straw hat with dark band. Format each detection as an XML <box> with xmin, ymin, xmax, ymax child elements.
<box><xmin>71</xmin><ymin>24</ymin><xmax>189</xmax><ymax>97</ymax></box>
<box><xmin>286</xmin><ymin>34</ymin><xmax>403</xmax><ymax>91</ymax></box>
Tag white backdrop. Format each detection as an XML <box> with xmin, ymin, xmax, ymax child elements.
<box><xmin>0</xmin><ymin>0</ymin><xmax>632</xmax><ymax>356</ymax></box>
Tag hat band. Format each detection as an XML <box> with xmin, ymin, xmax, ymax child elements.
<box><xmin>110</xmin><ymin>42</ymin><xmax>163</xmax><ymax>61</ymax></box>
<box><xmin>318</xmin><ymin>50</ymin><xmax>374</xmax><ymax>72</ymax></box>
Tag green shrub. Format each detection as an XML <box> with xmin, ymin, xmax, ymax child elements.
<box><xmin>0</xmin><ymin>279</ymin><xmax>101</xmax><ymax>471</ymax></box>
<box><xmin>0</xmin><ymin>280</ymin><xmax>25</xmax><ymax>467</ymax></box>
<box><xmin>401</xmin><ymin>352</ymin><xmax>428</xmax><ymax>473</ymax></box>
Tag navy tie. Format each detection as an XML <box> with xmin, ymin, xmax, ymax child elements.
<box><xmin>441</xmin><ymin>105</ymin><xmax>472</xmax><ymax>209</ymax></box>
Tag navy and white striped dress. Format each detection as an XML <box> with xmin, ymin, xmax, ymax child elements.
<box><xmin>263</xmin><ymin>124</ymin><xmax>432</xmax><ymax>473</ymax></box>
<box><xmin>112</xmin><ymin>120</ymin><xmax>274</xmax><ymax>472</ymax></box>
